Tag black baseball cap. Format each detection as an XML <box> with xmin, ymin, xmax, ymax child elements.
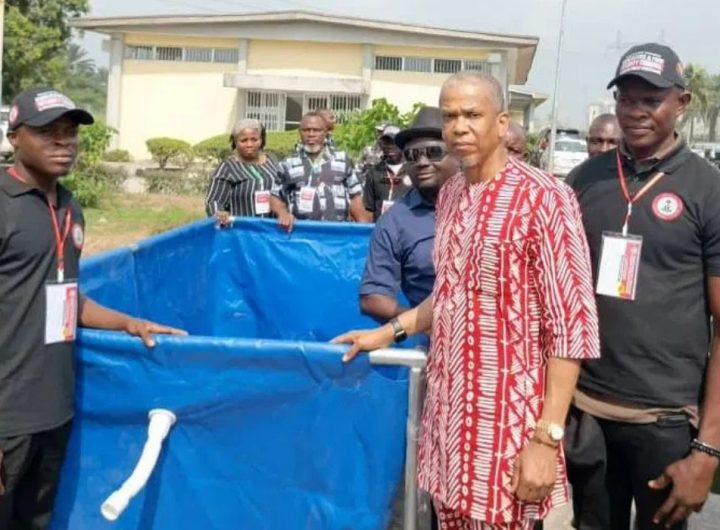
<box><xmin>379</xmin><ymin>124</ymin><xmax>401</xmax><ymax>141</ymax></box>
<box><xmin>8</xmin><ymin>87</ymin><xmax>94</xmax><ymax>131</ymax></box>
<box><xmin>395</xmin><ymin>107</ymin><xmax>443</xmax><ymax>150</ymax></box>
<box><xmin>607</xmin><ymin>43</ymin><xmax>686</xmax><ymax>90</ymax></box>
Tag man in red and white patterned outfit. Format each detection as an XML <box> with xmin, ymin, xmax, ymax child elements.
<box><xmin>334</xmin><ymin>72</ymin><xmax>600</xmax><ymax>529</ymax></box>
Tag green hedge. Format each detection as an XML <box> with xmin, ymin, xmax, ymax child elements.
<box><xmin>103</xmin><ymin>149</ymin><xmax>131</xmax><ymax>162</ymax></box>
<box><xmin>146</xmin><ymin>137</ymin><xmax>193</xmax><ymax>169</ymax></box>
<box><xmin>193</xmin><ymin>134</ymin><xmax>232</xmax><ymax>165</ymax></box>
<box><xmin>193</xmin><ymin>130</ymin><xmax>300</xmax><ymax>164</ymax></box>
<box><xmin>265</xmin><ymin>130</ymin><xmax>299</xmax><ymax>159</ymax></box>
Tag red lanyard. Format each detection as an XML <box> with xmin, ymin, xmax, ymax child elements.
<box><xmin>8</xmin><ymin>167</ymin><xmax>72</xmax><ymax>281</ymax></box>
<box><xmin>616</xmin><ymin>150</ymin><xmax>665</xmax><ymax>236</ymax></box>
<box><xmin>386</xmin><ymin>168</ymin><xmax>399</xmax><ymax>202</ymax></box>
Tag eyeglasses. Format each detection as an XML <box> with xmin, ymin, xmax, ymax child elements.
<box><xmin>403</xmin><ymin>145</ymin><xmax>447</xmax><ymax>162</ymax></box>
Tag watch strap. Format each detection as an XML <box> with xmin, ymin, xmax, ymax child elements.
<box><xmin>390</xmin><ymin>317</ymin><xmax>407</xmax><ymax>343</ymax></box>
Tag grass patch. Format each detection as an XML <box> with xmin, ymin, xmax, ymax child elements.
<box><xmin>83</xmin><ymin>193</ymin><xmax>206</xmax><ymax>256</ymax></box>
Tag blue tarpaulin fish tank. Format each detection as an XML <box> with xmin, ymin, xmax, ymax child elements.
<box><xmin>49</xmin><ymin>218</ymin><xmax>415</xmax><ymax>530</ymax></box>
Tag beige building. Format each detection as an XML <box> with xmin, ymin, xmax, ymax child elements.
<box><xmin>73</xmin><ymin>11</ymin><xmax>545</xmax><ymax>159</ymax></box>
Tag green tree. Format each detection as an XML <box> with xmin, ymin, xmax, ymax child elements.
<box><xmin>3</xmin><ymin>0</ymin><xmax>90</xmax><ymax>101</ymax></box>
<box><xmin>683</xmin><ymin>64</ymin><xmax>710</xmax><ymax>143</ymax></box>
<box><xmin>59</xmin><ymin>43</ymin><xmax>108</xmax><ymax>118</ymax></box>
<box><xmin>334</xmin><ymin>99</ymin><xmax>425</xmax><ymax>158</ymax></box>
<box><xmin>704</xmin><ymin>74</ymin><xmax>720</xmax><ymax>142</ymax></box>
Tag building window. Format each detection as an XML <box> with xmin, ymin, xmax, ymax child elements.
<box><xmin>404</xmin><ymin>57</ymin><xmax>432</xmax><ymax>73</ymax></box>
<box><xmin>246</xmin><ymin>91</ymin><xmax>285</xmax><ymax>132</ymax></box>
<box><xmin>123</xmin><ymin>44</ymin><xmax>240</xmax><ymax>64</ymax></box>
<box><xmin>124</xmin><ymin>45</ymin><xmax>153</xmax><ymax>60</ymax></box>
<box><xmin>433</xmin><ymin>59</ymin><xmax>462</xmax><ymax>74</ymax></box>
<box><xmin>375</xmin><ymin>55</ymin><xmax>402</xmax><ymax>71</ymax></box>
<box><xmin>213</xmin><ymin>48</ymin><xmax>240</xmax><ymax>64</ymax></box>
<box><xmin>155</xmin><ymin>46</ymin><xmax>183</xmax><ymax>62</ymax></box>
<box><xmin>463</xmin><ymin>59</ymin><xmax>491</xmax><ymax>73</ymax></box>
<box><xmin>374</xmin><ymin>55</ymin><xmax>495</xmax><ymax>75</ymax></box>
<box><xmin>245</xmin><ymin>91</ymin><xmax>365</xmax><ymax>132</ymax></box>
<box><xmin>185</xmin><ymin>47</ymin><xmax>213</xmax><ymax>62</ymax></box>
<box><xmin>330</xmin><ymin>94</ymin><xmax>363</xmax><ymax>113</ymax></box>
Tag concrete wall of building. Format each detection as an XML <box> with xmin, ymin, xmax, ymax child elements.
<box><xmin>246</xmin><ymin>40</ymin><xmax>363</xmax><ymax>78</ymax></box>
<box><xmin>117</xmin><ymin>34</ymin><xmax>241</xmax><ymax>159</ymax></box>
<box><xmin>110</xmin><ymin>35</ymin><xmax>514</xmax><ymax>158</ymax></box>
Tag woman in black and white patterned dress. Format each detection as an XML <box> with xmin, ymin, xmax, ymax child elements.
<box><xmin>205</xmin><ymin>119</ymin><xmax>279</xmax><ymax>225</ymax></box>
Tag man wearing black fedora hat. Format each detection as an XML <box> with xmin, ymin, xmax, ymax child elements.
<box><xmin>360</xmin><ymin>106</ymin><xmax>458</xmax><ymax>530</ymax></box>
<box><xmin>0</xmin><ymin>87</ymin><xmax>185</xmax><ymax>529</ymax></box>
<box><xmin>359</xmin><ymin>106</ymin><xmax>457</xmax><ymax>326</ymax></box>
<box><xmin>567</xmin><ymin>43</ymin><xmax>720</xmax><ymax>529</ymax></box>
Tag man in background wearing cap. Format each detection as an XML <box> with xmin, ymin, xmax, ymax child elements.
<box><xmin>361</xmin><ymin>124</ymin><xmax>411</xmax><ymax>222</ymax></box>
<box><xmin>0</xmin><ymin>87</ymin><xmax>186</xmax><ymax>529</ymax></box>
<box><xmin>359</xmin><ymin>108</ymin><xmax>457</xmax><ymax>325</ymax></box>
<box><xmin>357</xmin><ymin>122</ymin><xmax>389</xmax><ymax>179</ymax></box>
<box><xmin>567</xmin><ymin>44</ymin><xmax>720</xmax><ymax>529</ymax></box>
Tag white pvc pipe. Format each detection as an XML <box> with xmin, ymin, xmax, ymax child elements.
<box><xmin>100</xmin><ymin>409</ymin><xmax>177</xmax><ymax>522</ymax></box>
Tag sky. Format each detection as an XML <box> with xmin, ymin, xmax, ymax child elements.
<box><xmin>80</xmin><ymin>0</ymin><xmax>720</xmax><ymax>128</ymax></box>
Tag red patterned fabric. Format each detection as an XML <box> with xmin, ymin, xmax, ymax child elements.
<box><xmin>434</xmin><ymin>499</ymin><xmax>534</xmax><ymax>530</ymax></box>
<box><xmin>417</xmin><ymin>157</ymin><xmax>600</xmax><ymax>524</ymax></box>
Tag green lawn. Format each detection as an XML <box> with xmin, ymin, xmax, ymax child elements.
<box><xmin>83</xmin><ymin>193</ymin><xmax>206</xmax><ymax>255</ymax></box>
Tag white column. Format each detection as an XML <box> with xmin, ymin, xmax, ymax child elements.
<box><xmin>362</xmin><ymin>44</ymin><xmax>374</xmax><ymax>104</ymax></box>
<box><xmin>106</xmin><ymin>34</ymin><xmax>124</xmax><ymax>149</ymax></box>
<box><xmin>235</xmin><ymin>39</ymin><xmax>249</xmax><ymax>122</ymax></box>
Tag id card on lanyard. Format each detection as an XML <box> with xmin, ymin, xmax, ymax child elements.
<box><xmin>298</xmin><ymin>157</ymin><xmax>323</xmax><ymax>214</ymax></box>
<box><xmin>596</xmin><ymin>151</ymin><xmax>665</xmax><ymax>301</ymax></box>
<box><xmin>382</xmin><ymin>171</ymin><xmax>397</xmax><ymax>214</ymax></box>
<box><xmin>248</xmin><ymin>165</ymin><xmax>270</xmax><ymax>215</ymax></box>
<box><xmin>45</xmin><ymin>202</ymin><xmax>78</xmax><ymax>344</ymax></box>
<box><xmin>7</xmin><ymin>167</ymin><xmax>79</xmax><ymax>342</ymax></box>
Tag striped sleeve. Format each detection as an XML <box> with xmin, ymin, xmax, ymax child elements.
<box><xmin>271</xmin><ymin>160</ymin><xmax>289</xmax><ymax>199</ymax></box>
<box><xmin>205</xmin><ymin>162</ymin><xmax>234</xmax><ymax>216</ymax></box>
<box><xmin>344</xmin><ymin>157</ymin><xmax>363</xmax><ymax>198</ymax></box>
<box><xmin>530</xmin><ymin>184</ymin><xmax>600</xmax><ymax>360</ymax></box>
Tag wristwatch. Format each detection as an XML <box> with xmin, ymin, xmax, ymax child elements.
<box><xmin>390</xmin><ymin>317</ymin><xmax>407</xmax><ymax>343</ymax></box>
<box><xmin>536</xmin><ymin>419</ymin><xmax>565</xmax><ymax>444</ymax></box>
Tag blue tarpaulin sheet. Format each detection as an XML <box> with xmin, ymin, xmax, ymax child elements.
<box><xmin>50</xmin><ymin>219</ymin><xmax>411</xmax><ymax>530</ymax></box>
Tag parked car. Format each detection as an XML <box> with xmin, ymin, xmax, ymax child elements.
<box><xmin>541</xmin><ymin>137</ymin><xmax>588</xmax><ymax>178</ymax></box>
<box><xmin>0</xmin><ymin>105</ymin><xmax>14</xmax><ymax>160</ymax></box>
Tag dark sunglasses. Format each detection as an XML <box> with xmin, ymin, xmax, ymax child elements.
<box><xmin>403</xmin><ymin>145</ymin><xmax>447</xmax><ymax>162</ymax></box>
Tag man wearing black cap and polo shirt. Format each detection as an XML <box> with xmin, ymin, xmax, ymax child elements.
<box><xmin>361</xmin><ymin>124</ymin><xmax>411</xmax><ymax>222</ymax></box>
<box><xmin>567</xmin><ymin>44</ymin><xmax>720</xmax><ymax>529</ymax></box>
<box><xmin>0</xmin><ymin>87</ymin><xmax>185</xmax><ymax>529</ymax></box>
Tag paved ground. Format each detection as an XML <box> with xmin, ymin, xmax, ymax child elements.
<box><xmin>543</xmin><ymin>494</ymin><xmax>720</xmax><ymax>529</ymax></box>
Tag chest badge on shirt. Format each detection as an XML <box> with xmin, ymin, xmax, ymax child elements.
<box><xmin>72</xmin><ymin>222</ymin><xmax>84</xmax><ymax>249</ymax></box>
<box><xmin>652</xmin><ymin>193</ymin><xmax>683</xmax><ymax>222</ymax></box>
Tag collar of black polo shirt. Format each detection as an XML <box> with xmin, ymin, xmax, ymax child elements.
<box><xmin>0</xmin><ymin>168</ymin><xmax>74</xmax><ymax>207</ymax></box>
<box><xmin>614</xmin><ymin>137</ymin><xmax>692</xmax><ymax>179</ymax></box>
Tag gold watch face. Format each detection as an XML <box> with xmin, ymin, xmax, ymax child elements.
<box><xmin>549</xmin><ymin>425</ymin><xmax>565</xmax><ymax>441</ymax></box>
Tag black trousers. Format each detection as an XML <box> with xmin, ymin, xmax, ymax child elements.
<box><xmin>565</xmin><ymin>408</ymin><xmax>693</xmax><ymax>530</ymax></box>
<box><xmin>0</xmin><ymin>421</ymin><xmax>73</xmax><ymax>530</ymax></box>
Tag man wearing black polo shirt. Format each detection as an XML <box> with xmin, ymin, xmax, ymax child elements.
<box><xmin>568</xmin><ymin>44</ymin><xmax>720</xmax><ymax>530</ymax></box>
<box><xmin>0</xmin><ymin>87</ymin><xmax>185</xmax><ymax>529</ymax></box>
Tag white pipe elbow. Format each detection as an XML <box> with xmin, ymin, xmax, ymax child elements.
<box><xmin>100</xmin><ymin>409</ymin><xmax>177</xmax><ymax>522</ymax></box>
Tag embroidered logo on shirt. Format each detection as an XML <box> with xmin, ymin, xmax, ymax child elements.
<box><xmin>652</xmin><ymin>193</ymin><xmax>683</xmax><ymax>221</ymax></box>
<box><xmin>72</xmin><ymin>223</ymin><xmax>84</xmax><ymax>249</ymax></box>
